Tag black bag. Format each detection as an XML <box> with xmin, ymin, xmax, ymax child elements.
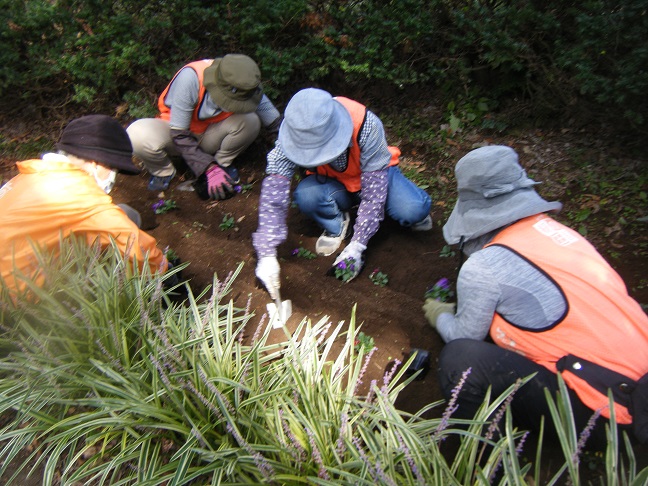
<box><xmin>556</xmin><ymin>354</ymin><xmax>648</xmax><ymax>444</ymax></box>
<box><xmin>630</xmin><ymin>373</ymin><xmax>648</xmax><ymax>444</ymax></box>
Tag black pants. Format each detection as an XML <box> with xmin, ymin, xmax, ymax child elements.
<box><xmin>438</xmin><ymin>339</ymin><xmax>624</xmax><ymax>449</ymax></box>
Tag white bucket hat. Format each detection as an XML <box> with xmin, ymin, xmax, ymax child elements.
<box><xmin>443</xmin><ymin>145</ymin><xmax>562</xmax><ymax>245</ymax></box>
<box><xmin>278</xmin><ymin>88</ymin><xmax>353</xmax><ymax>168</ymax></box>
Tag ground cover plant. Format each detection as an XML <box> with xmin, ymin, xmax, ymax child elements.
<box><xmin>1</xmin><ymin>240</ymin><xmax>646</xmax><ymax>485</ymax></box>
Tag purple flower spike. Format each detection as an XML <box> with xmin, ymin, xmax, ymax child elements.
<box><xmin>234</xmin><ymin>185</ymin><xmax>242</xmax><ymax>193</ymax></box>
<box><xmin>435</xmin><ymin>278</ymin><xmax>450</xmax><ymax>290</ymax></box>
<box><xmin>292</xmin><ymin>248</ymin><xmax>299</xmax><ymax>256</ymax></box>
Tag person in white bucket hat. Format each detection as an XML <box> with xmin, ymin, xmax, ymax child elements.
<box><xmin>253</xmin><ymin>87</ymin><xmax>432</xmax><ymax>298</ymax></box>
<box><xmin>423</xmin><ymin>145</ymin><xmax>648</xmax><ymax>448</ymax></box>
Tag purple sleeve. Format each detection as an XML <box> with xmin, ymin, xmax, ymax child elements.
<box><xmin>352</xmin><ymin>169</ymin><xmax>388</xmax><ymax>247</ymax></box>
<box><xmin>252</xmin><ymin>175</ymin><xmax>292</xmax><ymax>257</ymax></box>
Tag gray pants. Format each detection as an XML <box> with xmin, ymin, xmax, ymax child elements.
<box><xmin>126</xmin><ymin>114</ymin><xmax>261</xmax><ymax>177</ymax></box>
<box><xmin>117</xmin><ymin>203</ymin><xmax>142</xmax><ymax>228</ymax></box>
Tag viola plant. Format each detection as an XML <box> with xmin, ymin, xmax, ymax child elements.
<box><xmin>164</xmin><ymin>247</ymin><xmax>180</xmax><ymax>265</ymax></box>
<box><xmin>439</xmin><ymin>245</ymin><xmax>456</xmax><ymax>258</ymax></box>
<box><xmin>354</xmin><ymin>331</ymin><xmax>375</xmax><ymax>353</ymax></box>
<box><xmin>368</xmin><ymin>268</ymin><xmax>389</xmax><ymax>287</ymax></box>
<box><xmin>291</xmin><ymin>247</ymin><xmax>317</xmax><ymax>260</ymax></box>
<box><xmin>219</xmin><ymin>214</ymin><xmax>235</xmax><ymax>231</ymax></box>
<box><xmin>424</xmin><ymin>277</ymin><xmax>455</xmax><ymax>302</ymax></box>
<box><xmin>334</xmin><ymin>258</ymin><xmax>357</xmax><ymax>282</ymax></box>
<box><xmin>152</xmin><ymin>199</ymin><xmax>178</xmax><ymax>214</ymax></box>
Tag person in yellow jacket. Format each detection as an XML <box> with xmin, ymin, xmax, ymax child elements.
<box><xmin>0</xmin><ymin>114</ymin><xmax>169</xmax><ymax>294</ymax></box>
<box><xmin>422</xmin><ymin>145</ymin><xmax>648</xmax><ymax>448</ymax></box>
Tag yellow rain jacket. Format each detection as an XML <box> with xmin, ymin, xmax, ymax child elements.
<box><xmin>0</xmin><ymin>156</ymin><xmax>168</xmax><ymax>292</ymax></box>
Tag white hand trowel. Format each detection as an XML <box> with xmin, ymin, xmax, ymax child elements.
<box><xmin>266</xmin><ymin>289</ymin><xmax>292</xmax><ymax>329</ymax></box>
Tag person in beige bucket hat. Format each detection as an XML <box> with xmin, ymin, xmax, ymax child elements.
<box><xmin>423</xmin><ymin>145</ymin><xmax>648</xmax><ymax>448</ymax></box>
<box><xmin>127</xmin><ymin>54</ymin><xmax>281</xmax><ymax>197</ymax></box>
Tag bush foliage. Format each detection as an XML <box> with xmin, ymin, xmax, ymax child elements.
<box><xmin>1</xmin><ymin>0</ymin><xmax>647</xmax><ymax>133</ymax></box>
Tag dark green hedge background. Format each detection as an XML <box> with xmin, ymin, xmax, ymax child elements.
<box><xmin>2</xmin><ymin>0</ymin><xmax>646</xmax><ymax>136</ymax></box>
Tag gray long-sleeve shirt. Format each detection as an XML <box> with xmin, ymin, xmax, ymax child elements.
<box><xmin>436</xmin><ymin>236</ymin><xmax>567</xmax><ymax>343</ymax></box>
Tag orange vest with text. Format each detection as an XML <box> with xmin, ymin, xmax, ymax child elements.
<box><xmin>309</xmin><ymin>97</ymin><xmax>400</xmax><ymax>193</ymax></box>
<box><xmin>487</xmin><ymin>214</ymin><xmax>648</xmax><ymax>423</ymax></box>
<box><xmin>157</xmin><ymin>60</ymin><xmax>233</xmax><ymax>134</ymax></box>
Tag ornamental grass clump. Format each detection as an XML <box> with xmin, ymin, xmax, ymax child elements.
<box><xmin>0</xmin><ymin>238</ymin><xmax>645</xmax><ymax>485</ymax></box>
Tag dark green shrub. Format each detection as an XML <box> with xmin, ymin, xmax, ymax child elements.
<box><xmin>1</xmin><ymin>0</ymin><xmax>646</xmax><ymax>135</ymax></box>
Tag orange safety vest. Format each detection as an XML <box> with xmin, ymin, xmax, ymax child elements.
<box><xmin>157</xmin><ymin>60</ymin><xmax>233</xmax><ymax>134</ymax></box>
<box><xmin>0</xmin><ymin>158</ymin><xmax>168</xmax><ymax>294</ymax></box>
<box><xmin>487</xmin><ymin>214</ymin><xmax>648</xmax><ymax>423</ymax></box>
<box><xmin>308</xmin><ymin>97</ymin><xmax>400</xmax><ymax>193</ymax></box>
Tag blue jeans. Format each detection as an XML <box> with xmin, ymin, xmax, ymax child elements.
<box><xmin>293</xmin><ymin>166</ymin><xmax>431</xmax><ymax>235</ymax></box>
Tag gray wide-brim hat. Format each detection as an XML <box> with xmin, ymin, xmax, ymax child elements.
<box><xmin>56</xmin><ymin>114</ymin><xmax>139</xmax><ymax>174</ymax></box>
<box><xmin>204</xmin><ymin>54</ymin><xmax>263</xmax><ymax>114</ymax></box>
<box><xmin>443</xmin><ymin>145</ymin><xmax>562</xmax><ymax>245</ymax></box>
<box><xmin>278</xmin><ymin>88</ymin><xmax>353</xmax><ymax>168</ymax></box>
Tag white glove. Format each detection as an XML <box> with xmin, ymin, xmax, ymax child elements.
<box><xmin>256</xmin><ymin>256</ymin><xmax>281</xmax><ymax>299</ymax></box>
<box><xmin>332</xmin><ymin>241</ymin><xmax>367</xmax><ymax>282</ymax></box>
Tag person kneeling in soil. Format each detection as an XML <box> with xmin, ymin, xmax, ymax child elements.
<box><xmin>253</xmin><ymin>87</ymin><xmax>433</xmax><ymax>297</ymax></box>
<box><xmin>127</xmin><ymin>54</ymin><xmax>281</xmax><ymax>199</ymax></box>
<box><xmin>423</xmin><ymin>145</ymin><xmax>648</xmax><ymax>447</ymax></box>
<box><xmin>0</xmin><ymin>115</ymin><xmax>170</xmax><ymax>295</ymax></box>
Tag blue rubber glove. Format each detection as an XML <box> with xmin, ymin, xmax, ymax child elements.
<box><xmin>206</xmin><ymin>164</ymin><xmax>234</xmax><ymax>200</ymax></box>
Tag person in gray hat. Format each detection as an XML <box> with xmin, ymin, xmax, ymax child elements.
<box><xmin>253</xmin><ymin>87</ymin><xmax>432</xmax><ymax>299</ymax></box>
<box><xmin>423</xmin><ymin>145</ymin><xmax>648</xmax><ymax>447</ymax></box>
<box><xmin>127</xmin><ymin>54</ymin><xmax>281</xmax><ymax>197</ymax></box>
<box><xmin>0</xmin><ymin>115</ymin><xmax>170</xmax><ymax>295</ymax></box>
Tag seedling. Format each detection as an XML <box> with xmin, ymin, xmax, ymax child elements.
<box><xmin>368</xmin><ymin>268</ymin><xmax>389</xmax><ymax>287</ymax></box>
<box><xmin>424</xmin><ymin>277</ymin><xmax>455</xmax><ymax>302</ymax></box>
<box><xmin>334</xmin><ymin>258</ymin><xmax>357</xmax><ymax>282</ymax></box>
<box><xmin>291</xmin><ymin>247</ymin><xmax>317</xmax><ymax>259</ymax></box>
<box><xmin>354</xmin><ymin>332</ymin><xmax>375</xmax><ymax>353</ymax></box>
<box><xmin>152</xmin><ymin>199</ymin><xmax>178</xmax><ymax>214</ymax></box>
<box><xmin>219</xmin><ymin>214</ymin><xmax>235</xmax><ymax>231</ymax></box>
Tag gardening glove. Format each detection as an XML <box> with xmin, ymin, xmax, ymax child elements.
<box><xmin>422</xmin><ymin>299</ymin><xmax>455</xmax><ymax>330</ymax></box>
<box><xmin>332</xmin><ymin>241</ymin><xmax>366</xmax><ymax>282</ymax></box>
<box><xmin>256</xmin><ymin>256</ymin><xmax>281</xmax><ymax>300</ymax></box>
<box><xmin>206</xmin><ymin>164</ymin><xmax>235</xmax><ymax>200</ymax></box>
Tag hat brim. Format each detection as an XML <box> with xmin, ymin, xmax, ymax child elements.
<box><xmin>56</xmin><ymin>142</ymin><xmax>140</xmax><ymax>174</ymax></box>
<box><xmin>204</xmin><ymin>59</ymin><xmax>263</xmax><ymax>114</ymax></box>
<box><xmin>278</xmin><ymin>99</ymin><xmax>353</xmax><ymax>168</ymax></box>
<box><xmin>443</xmin><ymin>188</ymin><xmax>562</xmax><ymax>245</ymax></box>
